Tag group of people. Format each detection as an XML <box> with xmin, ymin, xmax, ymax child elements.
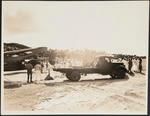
<box><xmin>128</xmin><ymin>57</ymin><xmax>143</xmax><ymax>73</ymax></box>
<box><xmin>25</xmin><ymin>61</ymin><xmax>53</xmax><ymax>83</ymax></box>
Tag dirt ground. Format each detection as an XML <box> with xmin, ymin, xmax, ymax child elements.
<box><xmin>2</xmin><ymin>67</ymin><xmax>147</xmax><ymax>115</ymax></box>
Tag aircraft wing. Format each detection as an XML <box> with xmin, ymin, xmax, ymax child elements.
<box><xmin>4</xmin><ymin>47</ymin><xmax>47</xmax><ymax>55</ymax></box>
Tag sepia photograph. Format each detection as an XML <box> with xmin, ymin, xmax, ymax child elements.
<box><xmin>1</xmin><ymin>1</ymin><xmax>149</xmax><ymax>115</ymax></box>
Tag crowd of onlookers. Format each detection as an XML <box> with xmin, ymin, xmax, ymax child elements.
<box><xmin>120</xmin><ymin>56</ymin><xmax>144</xmax><ymax>74</ymax></box>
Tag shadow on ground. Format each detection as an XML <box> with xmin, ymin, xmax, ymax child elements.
<box><xmin>4</xmin><ymin>75</ymin><xmax>130</xmax><ymax>89</ymax></box>
<box><xmin>4</xmin><ymin>71</ymin><xmax>26</xmax><ymax>76</ymax></box>
<box><xmin>4</xmin><ymin>81</ymin><xmax>22</xmax><ymax>89</ymax></box>
<box><xmin>44</xmin><ymin>75</ymin><xmax>129</xmax><ymax>87</ymax></box>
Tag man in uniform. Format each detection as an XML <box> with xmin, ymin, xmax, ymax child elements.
<box><xmin>25</xmin><ymin>61</ymin><xmax>33</xmax><ymax>83</ymax></box>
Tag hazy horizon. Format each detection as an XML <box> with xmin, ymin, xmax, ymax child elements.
<box><xmin>2</xmin><ymin>1</ymin><xmax>149</xmax><ymax>56</ymax></box>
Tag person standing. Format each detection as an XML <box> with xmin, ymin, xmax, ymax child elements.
<box><xmin>46</xmin><ymin>62</ymin><xmax>49</xmax><ymax>70</ymax></box>
<box><xmin>25</xmin><ymin>62</ymin><xmax>33</xmax><ymax>83</ymax></box>
<box><xmin>139</xmin><ymin>57</ymin><xmax>143</xmax><ymax>73</ymax></box>
<box><xmin>128</xmin><ymin>58</ymin><xmax>133</xmax><ymax>73</ymax></box>
<box><xmin>34</xmin><ymin>62</ymin><xmax>42</xmax><ymax>83</ymax></box>
<box><xmin>132</xmin><ymin>58</ymin><xmax>138</xmax><ymax>72</ymax></box>
<box><xmin>41</xmin><ymin>62</ymin><xmax>44</xmax><ymax>73</ymax></box>
<box><xmin>122</xmin><ymin>58</ymin><xmax>128</xmax><ymax>70</ymax></box>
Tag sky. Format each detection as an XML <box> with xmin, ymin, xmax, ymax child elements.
<box><xmin>2</xmin><ymin>1</ymin><xmax>149</xmax><ymax>56</ymax></box>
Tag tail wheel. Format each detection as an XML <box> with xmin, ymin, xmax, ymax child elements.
<box><xmin>67</xmin><ymin>71</ymin><xmax>81</xmax><ymax>81</ymax></box>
